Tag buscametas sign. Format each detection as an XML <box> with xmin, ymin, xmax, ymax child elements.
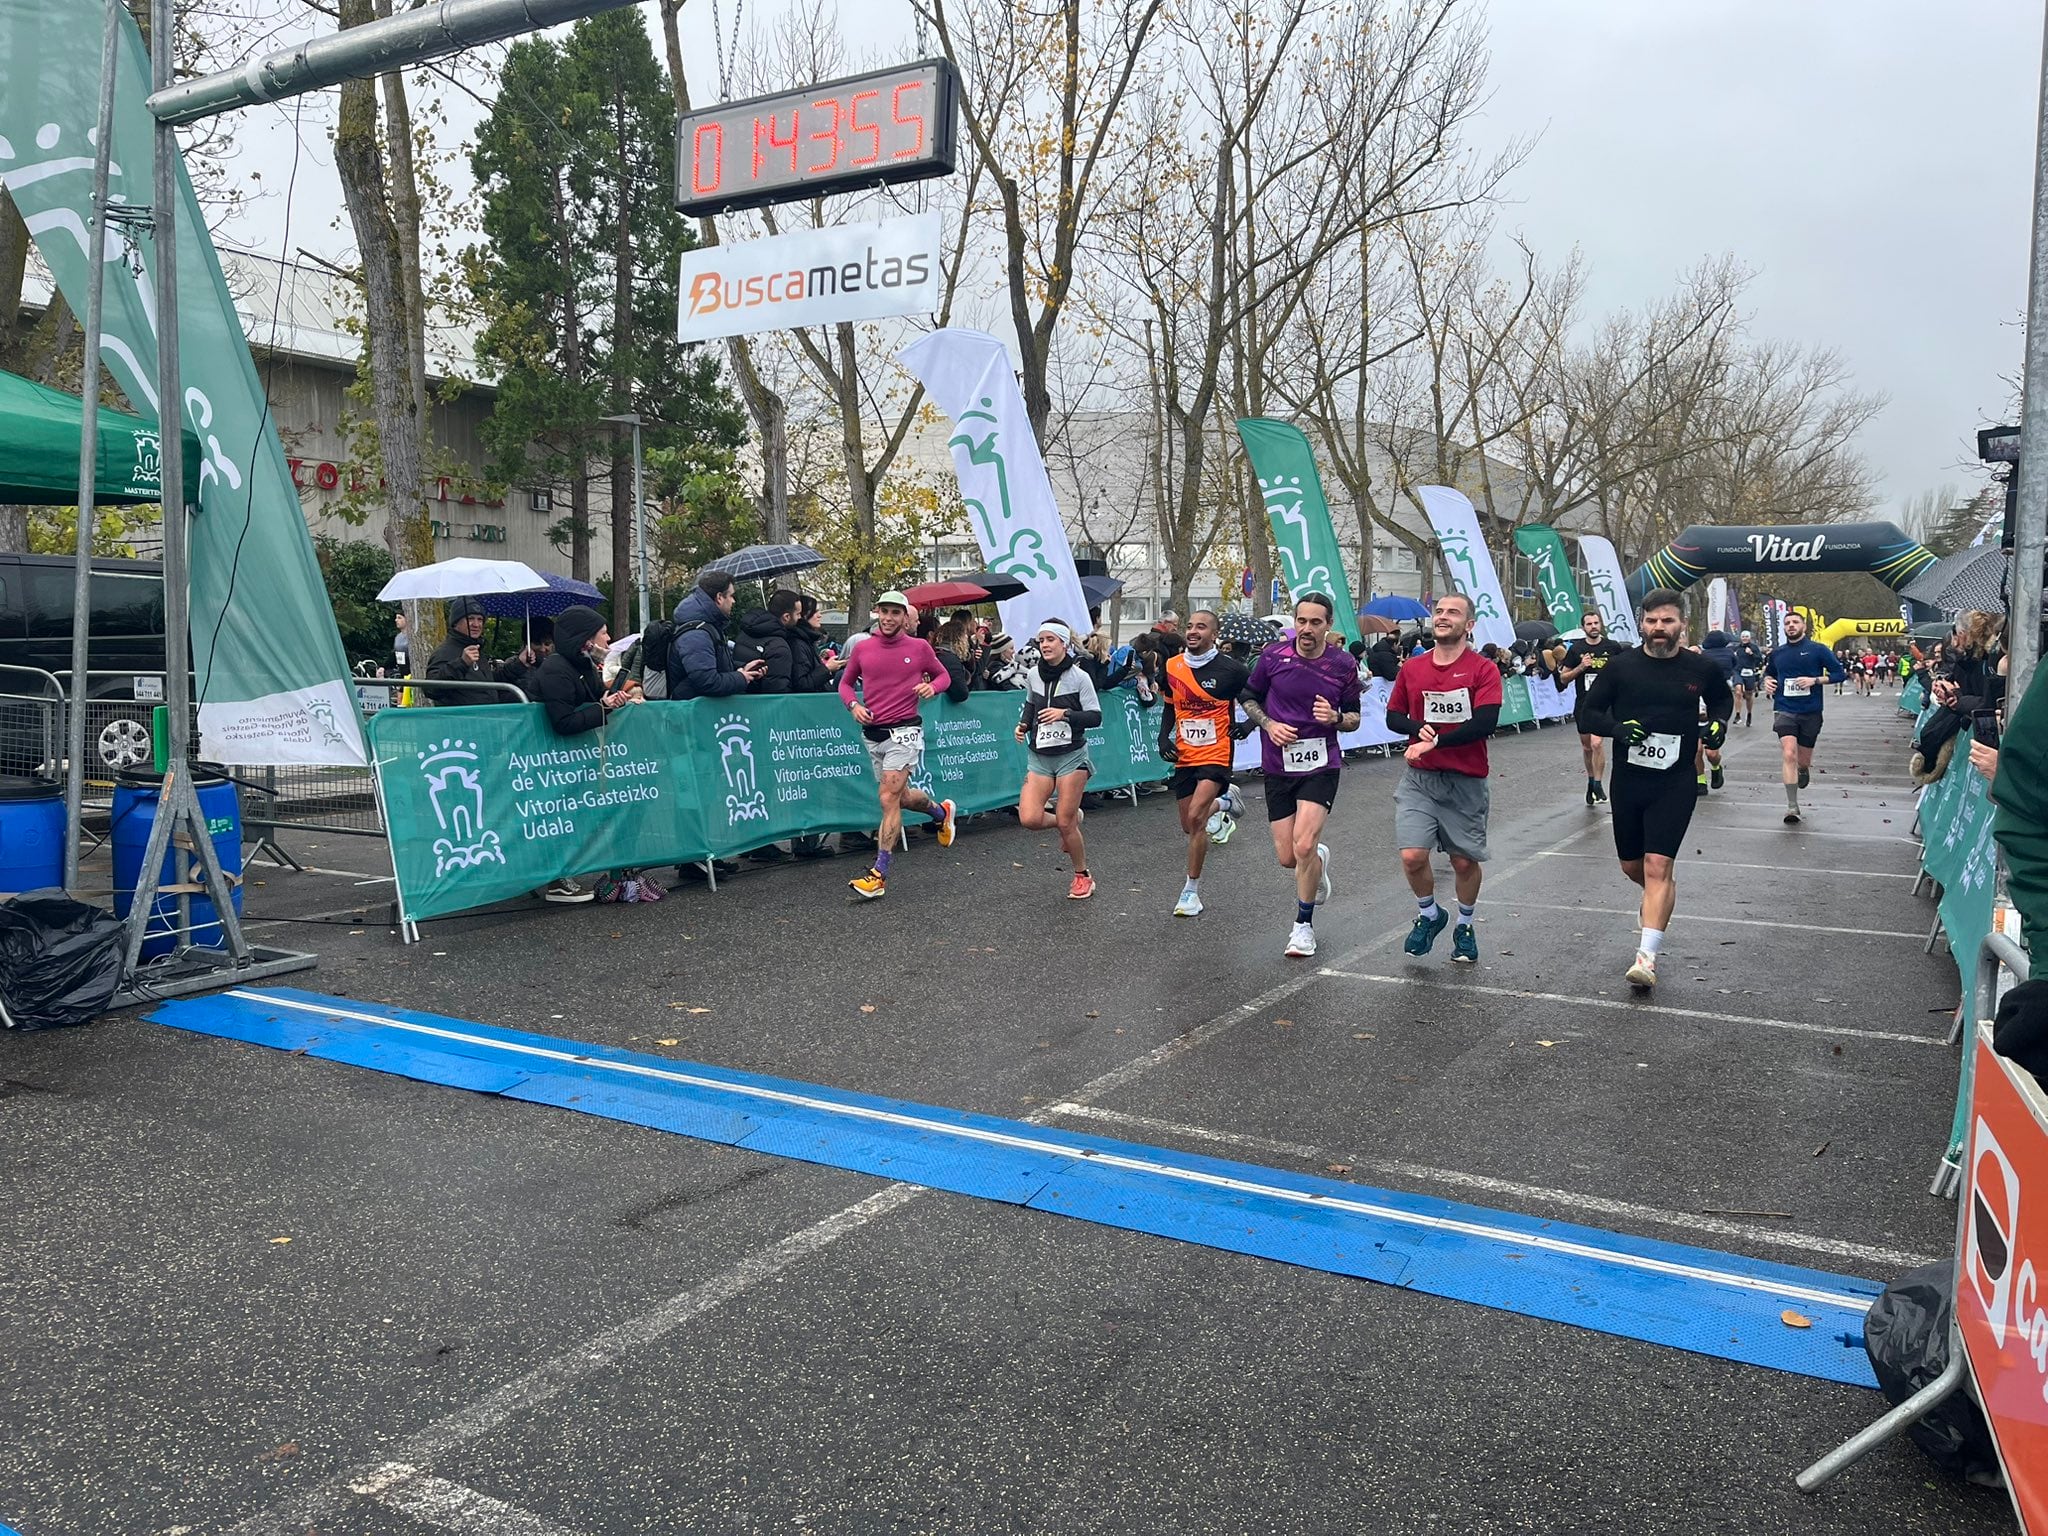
<box><xmin>677</xmin><ymin>212</ymin><xmax>942</xmax><ymax>343</ymax></box>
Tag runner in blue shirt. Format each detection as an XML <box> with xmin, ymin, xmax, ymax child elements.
<box><xmin>1763</xmin><ymin>610</ymin><xmax>1846</xmax><ymax>825</ymax></box>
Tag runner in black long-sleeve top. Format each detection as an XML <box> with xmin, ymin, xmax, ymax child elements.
<box><xmin>1579</xmin><ymin>588</ymin><xmax>1734</xmax><ymax>992</ymax></box>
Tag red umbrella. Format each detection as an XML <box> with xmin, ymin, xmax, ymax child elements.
<box><xmin>903</xmin><ymin>578</ymin><xmax>996</xmax><ymax>608</ymax></box>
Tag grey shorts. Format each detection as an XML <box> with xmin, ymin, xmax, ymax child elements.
<box><xmin>1394</xmin><ymin>765</ymin><xmax>1491</xmax><ymax>862</ymax></box>
<box><xmin>1026</xmin><ymin>746</ymin><xmax>1092</xmax><ymax>780</ymax></box>
<box><xmin>863</xmin><ymin>724</ymin><xmax>925</xmax><ymax>776</ymax></box>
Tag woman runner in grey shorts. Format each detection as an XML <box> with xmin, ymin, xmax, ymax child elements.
<box><xmin>1015</xmin><ymin>620</ymin><xmax>1103</xmax><ymax>899</ymax></box>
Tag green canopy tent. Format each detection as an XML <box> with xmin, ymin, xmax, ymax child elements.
<box><xmin>0</xmin><ymin>365</ymin><xmax>201</xmax><ymax>506</ymax></box>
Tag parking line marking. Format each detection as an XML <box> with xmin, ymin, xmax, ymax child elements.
<box><xmin>1041</xmin><ymin>1102</ymin><xmax>1935</xmax><ymax>1271</ymax></box>
<box><xmin>1314</xmin><ymin>969</ymin><xmax>1945</xmax><ymax>1047</ymax></box>
<box><xmin>1499</xmin><ymin>901</ymin><xmax>1924</xmax><ymax>940</ymax></box>
<box><xmin>354</xmin><ymin>1465</ymin><xmax>589</xmax><ymax>1534</ymax></box>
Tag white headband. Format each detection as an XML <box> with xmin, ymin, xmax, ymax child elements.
<box><xmin>1036</xmin><ymin>621</ymin><xmax>1073</xmax><ymax>644</ymax></box>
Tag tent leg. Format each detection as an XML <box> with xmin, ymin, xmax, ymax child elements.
<box><xmin>1796</xmin><ymin>1352</ymin><xmax>1967</xmax><ymax>1493</ymax></box>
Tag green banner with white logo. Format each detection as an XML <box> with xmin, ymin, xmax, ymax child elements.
<box><xmin>1512</xmin><ymin>526</ymin><xmax>1585</xmax><ymax>629</ymax></box>
<box><xmin>371</xmin><ymin>690</ymin><xmax>1173</xmax><ymax>921</ymax></box>
<box><xmin>1236</xmin><ymin>419</ymin><xmax>1361</xmax><ymax>636</ymax></box>
<box><xmin>0</xmin><ymin>1</ymin><xmax>366</xmax><ymax>765</ymax></box>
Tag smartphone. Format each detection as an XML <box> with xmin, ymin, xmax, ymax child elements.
<box><xmin>1973</xmin><ymin>709</ymin><xmax>2001</xmax><ymax>748</ymax></box>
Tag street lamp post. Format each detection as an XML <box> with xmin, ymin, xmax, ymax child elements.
<box><xmin>601</xmin><ymin>412</ymin><xmax>649</xmax><ymax>632</ymax></box>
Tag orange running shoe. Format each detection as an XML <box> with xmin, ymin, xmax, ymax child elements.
<box><xmin>849</xmin><ymin>867</ymin><xmax>887</xmax><ymax>900</ymax></box>
<box><xmin>936</xmin><ymin>797</ymin><xmax>958</xmax><ymax>848</ymax></box>
<box><xmin>1068</xmin><ymin>871</ymin><xmax>1095</xmax><ymax>900</ymax></box>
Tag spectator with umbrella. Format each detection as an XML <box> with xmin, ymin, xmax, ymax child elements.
<box><xmin>668</xmin><ymin>570</ymin><xmax>767</xmax><ymax>699</ymax></box>
<box><xmin>425</xmin><ymin>597</ymin><xmax>493</xmax><ymax>704</ymax></box>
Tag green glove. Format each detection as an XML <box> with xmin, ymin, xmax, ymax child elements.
<box><xmin>1620</xmin><ymin>718</ymin><xmax>1649</xmax><ymax>745</ymax></box>
<box><xmin>1703</xmin><ymin>719</ymin><xmax>1726</xmax><ymax>750</ymax></box>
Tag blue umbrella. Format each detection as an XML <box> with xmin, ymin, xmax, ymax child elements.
<box><xmin>474</xmin><ymin>570</ymin><xmax>604</xmax><ymax>618</ymax></box>
<box><xmin>1363</xmin><ymin>594</ymin><xmax>1431</xmax><ymax>621</ymax></box>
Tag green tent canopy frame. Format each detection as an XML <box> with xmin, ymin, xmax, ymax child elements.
<box><xmin>0</xmin><ymin>365</ymin><xmax>202</xmax><ymax>506</ymax></box>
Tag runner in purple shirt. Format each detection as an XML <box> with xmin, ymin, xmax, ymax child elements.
<box><xmin>1240</xmin><ymin>594</ymin><xmax>1364</xmax><ymax>958</ymax></box>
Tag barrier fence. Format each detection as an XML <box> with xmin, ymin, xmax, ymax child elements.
<box><xmin>370</xmin><ymin>674</ymin><xmax>1581</xmax><ymax>926</ymax></box>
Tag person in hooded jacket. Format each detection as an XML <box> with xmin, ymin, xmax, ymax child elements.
<box><xmin>425</xmin><ymin>596</ymin><xmax>494</xmax><ymax>704</ymax></box>
<box><xmin>785</xmin><ymin>592</ymin><xmax>836</xmax><ymax>695</ymax></box>
<box><xmin>493</xmin><ymin>615</ymin><xmax>553</xmax><ymax>697</ymax></box>
<box><xmin>529</xmin><ymin>604</ymin><xmax>639</xmax><ymax>902</ymax></box>
<box><xmin>667</xmin><ymin>571</ymin><xmax>766</xmax><ymax>699</ymax></box>
<box><xmin>733</xmin><ymin>590</ymin><xmax>800</xmax><ymax>693</ymax></box>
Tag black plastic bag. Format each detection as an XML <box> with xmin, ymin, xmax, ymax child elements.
<box><xmin>1862</xmin><ymin>1261</ymin><xmax>2001</xmax><ymax>1485</ymax></box>
<box><xmin>0</xmin><ymin>891</ymin><xmax>126</xmax><ymax>1031</ymax></box>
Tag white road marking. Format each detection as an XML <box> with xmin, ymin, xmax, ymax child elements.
<box><xmin>1041</xmin><ymin>1102</ymin><xmax>1934</xmax><ymax>1272</ymax></box>
<box><xmin>1315</xmin><ymin>969</ymin><xmax>1945</xmax><ymax>1047</ymax></box>
<box><xmin>1524</xmin><ymin>851</ymin><xmax>1914</xmax><ymax>880</ymax></box>
<box><xmin>1500</xmin><ymin>901</ymin><xmax>1923</xmax><ymax>940</ymax></box>
<box><xmin>352</xmin><ymin>1465</ymin><xmax>588</xmax><ymax>1534</ymax></box>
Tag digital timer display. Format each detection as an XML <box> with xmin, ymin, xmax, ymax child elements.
<box><xmin>675</xmin><ymin>59</ymin><xmax>959</xmax><ymax>217</ymax></box>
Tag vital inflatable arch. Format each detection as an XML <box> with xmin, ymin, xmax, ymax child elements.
<box><xmin>1626</xmin><ymin>523</ymin><xmax>1938</xmax><ymax>602</ymax></box>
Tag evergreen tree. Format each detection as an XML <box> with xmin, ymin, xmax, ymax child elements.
<box><xmin>470</xmin><ymin>11</ymin><xmax>744</xmax><ymax>618</ymax></box>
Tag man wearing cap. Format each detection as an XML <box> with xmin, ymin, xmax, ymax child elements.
<box><xmin>1732</xmin><ymin>629</ymin><xmax>1765</xmax><ymax>727</ymax></box>
<box><xmin>425</xmin><ymin>596</ymin><xmax>493</xmax><ymax>705</ymax></box>
<box><xmin>837</xmin><ymin>591</ymin><xmax>959</xmax><ymax>899</ymax></box>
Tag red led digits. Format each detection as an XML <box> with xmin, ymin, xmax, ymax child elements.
<box><xmin>890</xmin><ymin>81</ymin><xmax>925</xmax><ymax>159</ymax></box>
<box><xmin>756</xmin><ymin>107</ymin><xmax>800</xmax><ymax>176</ymax></box>
<box><xmin>690</xmin><ymin>122</ymin><xmax>723</xmax><ymax>197</ymax></box>
<box><xmin>806</xmin><ymin>97</ymin><xmax>844</xmax><ymax>174</ymax></box>
<box><xmin>848</xmin><ymin>89</ymin><xmax>882</xmax><ymax>167</ymax></box>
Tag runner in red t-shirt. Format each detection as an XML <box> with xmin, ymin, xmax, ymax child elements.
<box><xmin>1384</xmin><ymin>593</ymin><xmax>1503</xmax><ymax>964</ymax></box>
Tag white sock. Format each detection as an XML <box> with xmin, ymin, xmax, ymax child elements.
<box><xmin>1183</xmin><ymin>877</ymin><xmax>1199</xmax><ymax>893</ymax></box>
<box><xmin>1458</xmin><ymin>901</ymin><xmax>1476</xmax><ymax>924</ymax></box>
<box><xmin>1640</xmin><ymin>927</ymin><xmax>1664</xmax><ymax>956</ymax></box>
<box><xmin>1417</xmin><ymin>896</ymin><xmax>1441</xmax><ymax>922</ymax></box>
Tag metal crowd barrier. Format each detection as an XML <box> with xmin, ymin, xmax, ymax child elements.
<box><xmin>0</xmin><ymin>664</ymin><xmax>65</xmax><ymax>781</ymax></box>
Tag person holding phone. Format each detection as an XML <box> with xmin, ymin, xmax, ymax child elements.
<box><xmin>1762</xmin><ymin>610</ymin><xmax>1846</xmax><ymax>825</ymax></box>
<box><xmin>528</xmin><ymin>604</ymin><xmax>640</xmax><ymax>904</ymax></box>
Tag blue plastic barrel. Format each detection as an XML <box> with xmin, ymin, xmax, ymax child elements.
<box><xmin>112</xmin><ymin>774</ymin><xmax>243</xmax><ymax>959</ymax></box>
<box><xmin>0</xmin><ymin>778</ymin><xmax>65</xmax><ymax>896</ymax></box>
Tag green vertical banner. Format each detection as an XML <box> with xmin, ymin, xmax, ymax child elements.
<box><xmin>1512</xmin><ymin>526</ymin><xmax>1585</xmax><ymax>629</ymax></box>
<box><xmin>1237</xmin><ymin>420</ymin><xmax>1360</xmax><ymax>635</ymax></box>
<box><xmin>0</xmin><ymin>1</ymin><xmax>366</xmax><ymax>765</ymax></box>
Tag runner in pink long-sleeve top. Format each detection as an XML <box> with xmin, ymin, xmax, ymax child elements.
<box><xmin>837</xmin><ymin>592</ymin><xmax>958</xmax><ymax>899</ymax></box>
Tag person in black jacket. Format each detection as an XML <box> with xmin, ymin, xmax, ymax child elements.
<box><xmin>425</xmin><ymin>596</ymin><xmax>494</xmax><ymax>704</ymax></box>
<box><xmin>530</xmin><ymin>604</ymin><xmax>638</xmax><ymax>901</ymax></box>
<box><xmin>931</xmin><ymin>617</ymin><xmax>977</xmax><ymax>703</ymax></box>
<box><xmin>733</xmin><ymin>590</ymin><xmax>800</xmax><ymax>694</ymax></box>
<box><xmin>493</xmin><ymin>614</ymin><xmax>553</xmax><ymax>698</ymax></box>
<box><xmin>785</xmin><ymin>592</ymin><xmax>835</xmax><ymax>694</ymax></box>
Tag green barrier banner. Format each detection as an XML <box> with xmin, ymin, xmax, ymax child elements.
<box><xmin>1512</xmin><ymin>526</ymin><xmax>1586</xmax><ymax>629</ymax></box>
<box><xmin>1915</xmin><ymin>739</ymin><xmax>2000</xmax><ymax>1172</ymax></box>
<box><xmin>1498</xmin><ymin>677</ymin><xmax>1535</xmax><ymax>728</ymax></box>
<box><xmin>1900</xmin><ymin>676</ymin><xmax>1926</xmax><ymax>716</ymax></box>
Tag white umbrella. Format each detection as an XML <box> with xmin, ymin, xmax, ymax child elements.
<box><xmin>377</xmin><ymin>557</ymin><xmax>549</xmax><ymax>602</ymax></box>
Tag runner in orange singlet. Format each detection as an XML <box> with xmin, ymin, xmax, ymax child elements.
<box><xmin>1158</xmin><ymin>609</ymin><xmax>1250</xmax><ymax>917</ymax></box>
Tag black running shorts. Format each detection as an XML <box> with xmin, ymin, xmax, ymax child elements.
<box><xmin>1609</xmin><ymin>766</ymin><xmax>1698</xmax><ymax>863</ymax></box>
<box><xmin>1171</xmin><ymin>765</ymin><xmax>1232</xmax><ymax>799</ymax></box>
<box><xmin>1774</xmin><ymin>711</ymin><xmax>1823</xmax><ymax>749</ymax></box>
<box><xmin>1264</xmin><ymin>769</ymin><xmax>1340</xmax><ymax>823</ymax></box>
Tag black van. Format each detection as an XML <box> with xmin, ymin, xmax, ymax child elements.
<box><xmin>0</xmin><ymin>553</ymin><xmax>168</xmax><ymax>771</ymax></box>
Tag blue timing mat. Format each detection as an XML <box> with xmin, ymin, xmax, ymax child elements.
<box><xmin>150</xmin><ymin>988</ymin><xmax>1883</xmax><ymax>1387</ymax></box>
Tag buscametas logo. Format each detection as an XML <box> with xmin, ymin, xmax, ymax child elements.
<box><xmin>688</xmin><ymin>244</ymin><xmax>933</xmax><ymax>319</ymax></box>
<box><xmin>677</xmin><ymin>213</ymin><xmax>942</xmax><ymax>343</ymax></box>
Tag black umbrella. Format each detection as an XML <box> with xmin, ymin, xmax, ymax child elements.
<box><xmin>702</xmin><ymin>542</ymin><xmax>825</xmax><ymax>582</ymax></box>
<box><xmin>1513</xmin><ymin>618</ymin><xmax>1558</xmax><ymax>644</ymax></box>
<box><xmin>1081</xmin><ymin>573</ymin><xmax>1125</xmax><ymax>606</ymax></box>
<box><xmin>1218</xmin><ymin>611</ymin><xmax>1274</xmax><ymax>652</ymax></box>
<box><xmin>1900</xmin><ymin>544</ymin><xmax>2007</xmax><ymax>613</ymax></box>
<box><xmin>957</xmin><ymin>568</ymin><xmax>1031</xmax><ymax>601</ymax></box>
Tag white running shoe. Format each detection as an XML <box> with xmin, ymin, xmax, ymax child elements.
<box><xmin>1173</xmin><ymin>886</ymin><xmax>1203</xmax><ymax>918</ymax></box>
<box><xmin>1626</xmin><ymin>950</ymin><xmax>1657</xmax><ymax>988</ymax></box>
<box><xmin>1314</xmin><ymin>842</ymin><xmax>1333</xmax><ymax>905</ymax></box>
<box><xmin>1285</xmin><ymin>921</ymin><xmax>1317</xmax><ymax>958</ymax></box>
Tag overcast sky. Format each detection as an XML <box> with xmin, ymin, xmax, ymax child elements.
<box><xmin>224</xmin><ymin>0</ymin><xmax>2041</xmax><ymax>518</ymax></box>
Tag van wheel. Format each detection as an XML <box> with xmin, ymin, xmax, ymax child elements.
<box><xmin>97</xmin><ymin>716</ymin><xmax>153</xmax><ymax>770</ymax></box>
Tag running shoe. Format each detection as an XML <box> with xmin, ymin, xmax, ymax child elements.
<box><xmin>1284</xmin><ymin>921</ymin><xmax>1318</xmax><ymax>958</ymax></box>
<box><xmin>1784</xmin><ymin>808</ymin><xmax>1801</xmax><ymax>825</ymax></box>
<box><xmin>1695</xmin><ymin>775</ymin><xmax>1709</xmax><ymax>798</ymax></box>
<box><xmin>1626</xmin><ymin>950</ymin><xmax>1657</xmax><ymax>988</ymax></box>
<box><xmin>1798</xmin><ymin>766</ymin><xmax>1810</xmax><ymax>789</ymax></box>
<box><xmin>1173</xmin><ymin>886</ymin><xmax>1203</xmax><ymax>918</ymax></box>
<box><xmin>1591</xmin><ymin>782</ymin><xmax>1608</xmax><ymax>804</ymax></box>
<box><xmin>1709</xmin><ymin>763</ymin><xmax>1724</xmax><ymax>790</ymax></box>
<box><xmin>1068</xmin><ymin>871</ymin><xmax>1096</xmax><ymax>900</ymax></box>
<box><xmin>936</xmin><ymin>798</ymin><xmax>958</xmax><ymax>847</ymax></box>
<box><xmin>1314</xmin><ymin>842</ymin><xmax>1333</xmax><ymax>904</ymax></box>
<box><xmin>1404</xmin><ymin>908</ymin><xmax>1449</xmax><ymax>956</ymax></box>
<box><xmin>1206</xmin><ymin>809</ymin><xmax>1237</xmax><ymax>845</ymax></box>
<box><xmin>1451</xmin><ymin>923</ymin><xmax>1479</xmax><ymax>964</ymax></box>
<box><xmin>1584</xmin><ymin>782</ymin><xmax>1598</xmax><ymax>807</ymax></box>
<box><xmin>849</xmin><ymin>867</ymin><xmax>888</xmax><ymax>900</ymax></box>
<box><xmin>542</xmin><ymin>877</ymin><xmax>594</xmax><ymax>904</ymax></box>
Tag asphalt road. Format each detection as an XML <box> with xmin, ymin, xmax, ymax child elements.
<box><xmin>1</xmin><ymin>683</ymin><xmax>2017</xmax><ymax>1536</ymax></box>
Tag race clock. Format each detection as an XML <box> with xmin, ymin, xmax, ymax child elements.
<box><xmin>675</xmin><ymin>59</ymin><xmax>960</xmax><ymax>217</ymax></box>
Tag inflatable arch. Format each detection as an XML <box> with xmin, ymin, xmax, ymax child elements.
<box><xmin>1627</xmin><ymin>522</ymin><xmax>1938</xmax><ymax>601</ymax></box>
<box><xmin>1792</xmin><ymin>610</ymin><xmax>1910</xmax><ymax>649</ymax></box>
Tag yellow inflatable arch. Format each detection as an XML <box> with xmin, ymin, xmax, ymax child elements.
<box><xmin>1790</xmin><ymin>608</ymin><xmax>1908</xmax><ymax>650</ymax></box>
